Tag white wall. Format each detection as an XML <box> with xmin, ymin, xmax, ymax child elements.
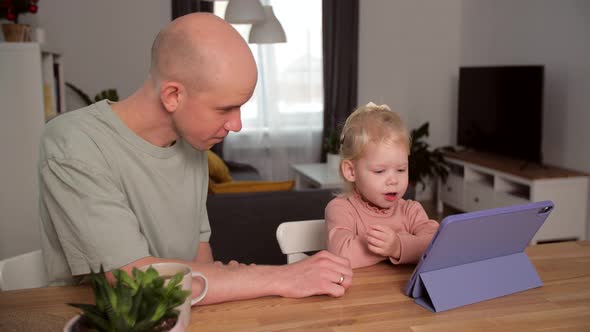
<box><xmin>358</xmin><ymin>0</ymin><xmax>462</xmax><ymax>200</ymax></box>
<box><xmin>20</xmin><ymin>0</ymin><xmax>170</xmax><ymax>104</ymax></box>
<box><xmin>460</xmin><ymin>0</ymin><xmax>590</xmax><ymax>238</ymax></box>
<box><xmin>358</xmin><ymin>0</ymin><xmax>462</xmax><ymax>146</ymax></box>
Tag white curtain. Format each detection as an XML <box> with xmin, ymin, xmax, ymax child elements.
<box><xmin>215</xmin><ymin>0</ymin><xmax>323</xmax><ymax>181</ymax></box>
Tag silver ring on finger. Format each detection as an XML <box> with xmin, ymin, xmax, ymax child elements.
<box><xmin>337</xmin><ymin>274</ymin><xmax>345</xmax><ymax>285</ymax></box>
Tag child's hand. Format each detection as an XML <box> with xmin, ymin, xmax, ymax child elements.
<box><xmin>366</xmin><ymin>225</ymin><xmax>401</xmax><ymax>259</ymax></box>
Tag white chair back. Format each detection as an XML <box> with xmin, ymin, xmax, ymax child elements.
<box><xmin>0</xmin><ymin>250</ymin><xmax>48</xmax><ymax>291</ymax></box>
<box><xmin>276</xmin><ymin>219</ymin><xmax>326</xmax><ymax>264</ymax></box>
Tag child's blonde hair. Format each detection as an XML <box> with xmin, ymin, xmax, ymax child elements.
<box><xmin>338</xmin><ymin>102</ymin><xmax>410</xmax><ymax>193</ymax></box>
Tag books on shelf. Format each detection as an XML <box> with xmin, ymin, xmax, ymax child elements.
<box><xmin>41</xmin><ymin>50</ymin><xmax>64</xmax><ymax>121</ymax></box>
<box><xmin>42</xmin><ymin>83</ymin><xmax>55</xmax><ymax>120</ymax></box>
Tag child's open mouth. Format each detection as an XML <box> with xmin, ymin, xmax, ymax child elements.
<box><xmin>384</xmin><ymin>192</ymin><xmax>397</xmax><ymax>201</ymax></box>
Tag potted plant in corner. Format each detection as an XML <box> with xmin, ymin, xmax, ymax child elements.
<box><xmin>324</xmin><ymin>129</ymin><xmax>341</xmax><ymax>170</ymax></box>
<box><xmin>64</xmin><ymin>266</ymin><xmax>190</xmax><ymax>332</ymax></box>
<box><xmin>65</xmin><ymin>82</ymin><xmax>119</xmax><ymax>105</ymax></box>
<box><xmin>407</xmin><ymin>122</ymin><xmax>454</xmax><ymax>200</ymax></box>
<box><xmin>0</xmin><ymin>0</ymin><xmax>39</xmax><ymax>42</ymax></box>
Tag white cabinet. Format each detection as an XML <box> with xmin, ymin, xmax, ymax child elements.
<box><xmin>440</xmin><ymin>173</ymin><xmax>463</xmax><ymax>209</ymax></box>
<box><xmin>437</xmin><ymin>151</ymin><xmax>589</xmax><ymax>244</ymax></box>
<box><xmin>0</xmin><ymin>43</ymin><xmax>64</xmax><ymax>259</ymax></box>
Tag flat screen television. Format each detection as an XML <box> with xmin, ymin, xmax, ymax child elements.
<box><xmin>457</xmin><ymin>65</ymin><xmax>544</xmax><ymax>164</ymax></box>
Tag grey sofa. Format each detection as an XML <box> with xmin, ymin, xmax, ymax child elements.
<box><xmin>207</xmin><ymin>188</ymin><xmax>335</xmax><ymax>265</ymax></box>
<box><xmin>207</xmin><ymin>142</ymin><xmax>336</xmax><ymax>265</ymax></box>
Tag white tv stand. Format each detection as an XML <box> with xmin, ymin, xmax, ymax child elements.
<box><xmin>437</xmin><ymin>151</ymin><xmax>589</xmax><ymax>244</ymax></box>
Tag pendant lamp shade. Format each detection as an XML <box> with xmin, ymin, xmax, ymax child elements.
<box><xmin>248</xmin><ymin>6</ymin><xmax>286</xmax><ymax>44</ymax></box>
<box><xmin>224</xmin><ymin>0</ymin><xmax>265</xmax><ymax>24</ymax></box>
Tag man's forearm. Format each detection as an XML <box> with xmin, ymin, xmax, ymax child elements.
<box><xmin>109</xmin><ymin>250</ymin><xmax>353</xmax><ymax>305</ymax></box>
<box><xmin>109</xmin><ymin>256</ymin><xmax>286</xmax><ymax>304</ymax></box>
<box><xmin>193</xmin><ymin>262</ymin><xmax>286</xmax><ymax>304</ymax></box>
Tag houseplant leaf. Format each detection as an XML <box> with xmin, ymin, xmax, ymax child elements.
<box><xmin>67</xmin><ymin>265</ymin><xmax>189</xmax><ymax>332</ymax></box>
<box><xmin>409</xmin><ymin>122</ymin><xmax>455</xmax><ymax>191</ymax></box>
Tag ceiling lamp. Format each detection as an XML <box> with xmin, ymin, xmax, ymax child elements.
<box><xmin>224</xmin><ymin>0</ymin><xmax>265</xmax><ymax>24</ymax></box>
<box><xmin>248</xmin><ymin>5</ymin><xmax>286</xmax><ymax>44</ymax></box>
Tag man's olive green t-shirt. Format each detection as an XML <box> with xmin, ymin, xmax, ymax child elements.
<box><xmin>38</xmin><ymin>100</ymin><xmax>211</xmax><ymax>284</ymax></box>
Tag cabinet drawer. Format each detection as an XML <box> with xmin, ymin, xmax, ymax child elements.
<box><xmin>440</xmin><ymin>174</ymin><xmax>464</xmax><ymax>209</ymax></box>
<box><xmin>464</xmin><ymin>182</ymin><xmax>495</xmax><ymax>212</ymax></box>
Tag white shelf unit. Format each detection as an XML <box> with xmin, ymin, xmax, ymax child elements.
<box><xmin>437</xmin><ymin>153</ymin><xmax>589</xmax><ymax>244</ymax></box>
<box><xmin>0</xmin><ymin>42</ymin><xmax>65</xmax><ymax>259</ymax></box>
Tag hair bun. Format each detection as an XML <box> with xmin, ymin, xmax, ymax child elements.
<box><xmin>365</xmin><ymin>101</ymin><xmax>391</xmax><ymax>111</ymax></box>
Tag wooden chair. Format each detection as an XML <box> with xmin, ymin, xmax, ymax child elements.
<box><xmin>0</xmin><ymin>250</ymin><xmax>48</xmax><ymax>291</ymax></box>
<box><xmin>276</xmin><ymin>219</ymin><xmax>326</xmax><ymax>264</ymax></box>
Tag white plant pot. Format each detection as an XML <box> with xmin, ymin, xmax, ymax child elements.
<box><xmin>326</xmin><ymin>153</ymin><xmax>340</xmax><ymax>170</ymax></box>
<box><xmin>64</xmin><ymin>314</ymin><xmax>185</xmax><ymax>332</ymax></box>
<box><xmin>63</xmin><ymin>315</ymin><xmax>79</xmax><ymax>332</ymax></box>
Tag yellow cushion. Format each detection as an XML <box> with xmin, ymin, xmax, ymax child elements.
<box><xmin>207</xmin><ymin>150</ymin><xmax>233</xmax><ymax>183</ymax></box>
<box><xmin>209</xmin><ymin>180</ymin><xmax>295</xmax><ymax>194</ymax></box>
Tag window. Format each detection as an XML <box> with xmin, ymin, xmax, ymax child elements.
<box><xmin>214</xmin><ymin>0</ymin><xmax>323</xmax><ymax>180</ymax></box>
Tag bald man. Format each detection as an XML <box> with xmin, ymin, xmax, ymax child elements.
<box><xmin>38</xmin><ymin>13</ymin><xmax>352</xmax><ymax>304</ymax></box>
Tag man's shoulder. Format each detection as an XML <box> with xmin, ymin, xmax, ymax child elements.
<box><xmin>44</xmin><ymin>104</ymin><xmax>101</xmax><ymax>136</ymax></box>
<box><xmin>40</xmin><ymin>103</ymin><xmax>111</xmax><ymax>160</ymax></box>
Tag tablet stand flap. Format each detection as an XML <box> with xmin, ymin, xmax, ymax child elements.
<box><xmin>416</xmin><ymin>252</ymin><xmax>542</xmax><ymax>312</ymax></box>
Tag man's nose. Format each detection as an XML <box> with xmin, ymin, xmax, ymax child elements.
<box><xmin>224</xmin><ymin>111</ymin><xmax>242</xmax><ymax>132</ymax></box>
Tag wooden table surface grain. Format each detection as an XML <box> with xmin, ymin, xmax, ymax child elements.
<box><xmin>1</xmin><ymin>241</ymin><xmax>589</xmax><ymax>331</ymax></box>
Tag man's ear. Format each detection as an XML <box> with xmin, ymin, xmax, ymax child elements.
<box><xmin>341</xmin><ymin>159</ymin><xmax>356</xmax><ymax>183</ymax></box>
<box><xmin>160</xmin><ymin>81</ymin><xmax>184</xmax><ymax>113</ymax></box>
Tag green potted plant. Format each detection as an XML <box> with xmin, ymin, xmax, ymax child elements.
<box><xmin>408</xmin><ymin>122</ymin><xmax>454</xmax><ymax>199</ymax></box>
<box><xmin>65</xmin><ymin>266</ymin><xmax>190</xmax><ymax>332</ymax></box>
<box><xmin>324</xmin><ymin>129</ymin><xmax>341</xmax><ymax>169</ymax></box>
<box><xmin>1</xmin><ymin>0</ymin><xmax>39</xmax><ymax>42</ymax></box>
<box><xmin>66</xmin><ymin>82</ymin><xmax>119</xmax><ymax>105</ymax></box>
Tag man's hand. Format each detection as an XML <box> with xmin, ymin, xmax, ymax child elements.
<box><xmin>278</xmin><ymin>251</ymin><xmax>353</xmax><ymax>298</ymax></box>
<box><xmin>366</xmin><ymin>224</ymin><xmax>401</xmax><ymax>259</ymax></box>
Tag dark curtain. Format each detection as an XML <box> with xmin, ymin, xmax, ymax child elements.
<box><xmin>172</xmin><ymin>0</ymin><xmax>213</xmax><ymax>19</ymax></box>
<box><xmin>321</xmin><ymin>0</ymin><xmax>359</xmax><ymax>161</ymax></box>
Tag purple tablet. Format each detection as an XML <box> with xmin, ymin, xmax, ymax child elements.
<box><xmin>404</xmin><ymin>200</ymin><xmax>554</xmax><ymax>312</ymax></box>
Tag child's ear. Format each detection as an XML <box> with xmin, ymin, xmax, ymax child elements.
<box><xmin>341</xmin><ymin>159</ymin><xmax>356</xmax><ymax>182</ymax></box>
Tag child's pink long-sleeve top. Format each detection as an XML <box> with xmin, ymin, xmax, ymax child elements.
<box><xmin>326</xmin><ymin>193</ymin><xmax>439</xmax><ymax>269</ymax></box>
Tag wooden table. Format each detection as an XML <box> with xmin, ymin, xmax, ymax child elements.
<box><xmin>1</xmin><ymin>241</ymin><xmax>589</xmax><ymax>331</ymax></box>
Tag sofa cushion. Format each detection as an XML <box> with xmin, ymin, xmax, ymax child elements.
<box><xmin>209</xmin><ymin>180</ymin><xmax>295</xmax><ymax>194</ymax></box>
<box><xmin>207</xmin><ymin>150</ymin><xmax>233</xmax><ymax>183</ymax></box>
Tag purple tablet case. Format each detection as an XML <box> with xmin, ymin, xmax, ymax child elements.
<box><xmin>404</xmin><ymin>200</ymin><xmax>554</xmax><ymax>312</ymax></box>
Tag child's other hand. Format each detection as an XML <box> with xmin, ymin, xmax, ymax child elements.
<box><xmin>366</xmin><ymin>225</ymin><xmax>401</xmax><ymax>259</ymax></box>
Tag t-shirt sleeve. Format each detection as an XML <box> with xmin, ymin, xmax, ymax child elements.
<box><xmin>325</xmin><ymin>199</ymin><xmax>384</xmax><ymax>269</ymax></box>
<box><xmin>40</xmin><ymin>157</ymin><xmax>150</xmax><ymax>276</ymax></box>
<box><xmin>391</xmin><ymin>201</ymin><xmax>439</xmax><ymax>264</ymax></box>
<box><xmin>199</xmin><ymin>197</ymin><xmax>211</xmax><ymax>243</ymax></box>
<box><xmin>198</xmin><ymin>149</ymin><xmax>211</xmax><ymax>243</ymax></box>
